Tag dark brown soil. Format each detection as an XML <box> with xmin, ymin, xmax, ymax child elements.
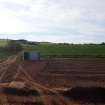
<box><xmin>24</xmin><ymin>58</ymin><xmax>105</xmax><ymax>88</ymax></box>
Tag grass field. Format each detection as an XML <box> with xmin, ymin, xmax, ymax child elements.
<box><xmin>0</xmin><ymin>39</ymin><xmax>105</xmax><ymax>58</ymax></box>
<box><xmin>23</xmin><ymin>43</ymin><xmax>105</xmax><ymax>58</ymax></box>
<box><xmin>0</xmin><ymin>39</ymin><xmax>8</xmax><ymax>47</ymax></box>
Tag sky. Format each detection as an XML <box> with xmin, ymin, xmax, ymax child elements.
<box><xmin>0</xmin><ymin>0</ymin><xmax>105</xmax><ymax>43</ymax></box>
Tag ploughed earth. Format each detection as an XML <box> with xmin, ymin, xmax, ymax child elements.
<box><xmin>0</xmin><ymin>55</ymin><xmax>105</xmax><ymax>105</ymax></box>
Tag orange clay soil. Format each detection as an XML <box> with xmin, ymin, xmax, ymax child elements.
<box><xmin>0</xmin><ymin>55</ymin><xmax>105</xmax><ymax>105</ymax></box>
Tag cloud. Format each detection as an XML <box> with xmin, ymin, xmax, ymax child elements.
<box><xmin>0</xmin><ymin>0</ymin><xmax>105</xmax><ymax>43</ymax></box>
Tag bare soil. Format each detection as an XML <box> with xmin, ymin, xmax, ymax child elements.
<box><xmin>1</xmin><ymin>56</ymin><xmax>105</xmax><ymax>105</ymax></box>
<box><xmin>22</xmin><ymin>58</ymin><xmax>105</xmax><ymax>88</ymax></box>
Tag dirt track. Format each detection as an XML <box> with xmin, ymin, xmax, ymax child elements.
<box><xmin>0</xmin><ymin>56</ymin><xmax>70</xmax><ymax>105</ymax></box>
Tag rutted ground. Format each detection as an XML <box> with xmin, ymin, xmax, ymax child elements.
<box><xmin>0</xmin><ymin>55</ymin><xmax>69</xmax><ymax>105</ymax></box>
<box><xmin>32</xmin><ymin>58</ymin><xmax>105</xmax><ymax>88</ymax></box>
<box><xmin>0</xmin><ymin>55</ymin><xmax>105</xmax><ymax>104</ymax></box>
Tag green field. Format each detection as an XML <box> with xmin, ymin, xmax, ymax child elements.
<box><xmin>0</xmin><ymin>39</ymin><xmax>11</xmax><ymax>59</ymax></box>
<box><xmin>23</xmin><ymin>43</ymin><xmax>105</xmax><ymax>58</ymax></box>
<box><xmin>0</xmin><ymin>39</ymin><xmax>105</xmax><ymax>59</ymax></box>
<box><xmin>0</xmin><ymin>39</ymin><xmax>8</xmax><ymax>47</ymax></box>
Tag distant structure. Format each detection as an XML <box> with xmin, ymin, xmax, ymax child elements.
<box><xmin>23</xmin><ymin>51</ymin><xmax>40</xmax><ymax>61</ymax></box>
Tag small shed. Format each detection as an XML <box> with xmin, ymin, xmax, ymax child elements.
<box><xmin>23</xmin><ymin>51</ymin><xmax>40</xmax><ymax>61</ymax></box>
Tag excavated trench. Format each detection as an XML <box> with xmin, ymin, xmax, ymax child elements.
<box><xmin>3</xmin><ymin>87</ymin><xmax>41</xmax><ymax>96</ymax></box>
<box><xmin>63</xmin><ymin>87</ymin><xmax>105</xmax><ymax>103</ymax></box>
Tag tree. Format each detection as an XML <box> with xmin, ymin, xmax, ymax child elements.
<box><xmin>101</xmin><ymin>42</ymin><xmax>105</xmax><ymax>45</ymax></box>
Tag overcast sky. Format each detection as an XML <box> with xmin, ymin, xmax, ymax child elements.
<box><xmin>0</xmin><ymin>0</ymin><xmax>105</xmax><ymax>43</ymax></box>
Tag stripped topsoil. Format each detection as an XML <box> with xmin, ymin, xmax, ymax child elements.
<box><xmin>0</xmin><ymin>55</ymin><xmax>105</xmax><ymax>105</ymax></box>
